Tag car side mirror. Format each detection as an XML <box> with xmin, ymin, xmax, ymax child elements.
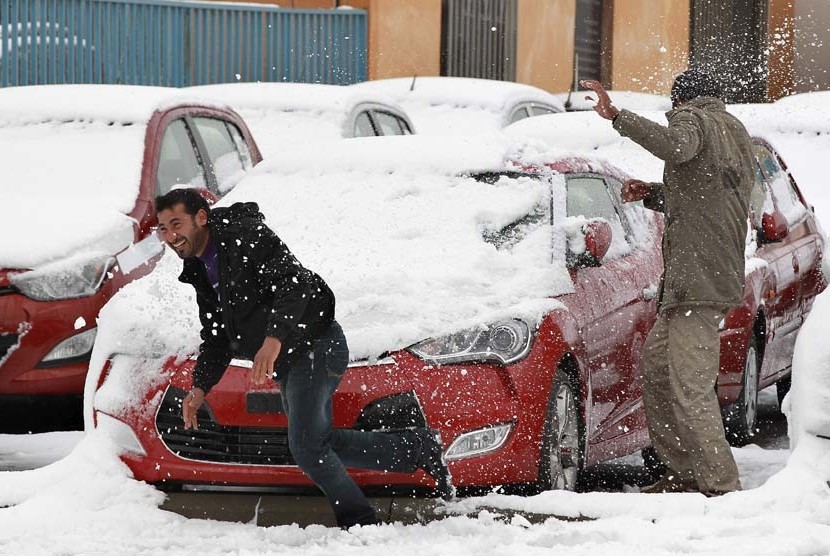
<box><xmin>759</xmin><ymin>211</ymin><xmax>788</xmax><ymax>243</ymax></box>
<box><xmin>567</xmin><ymin>219</ymin><xmax>612</xmax><ymax>268</ymax></box>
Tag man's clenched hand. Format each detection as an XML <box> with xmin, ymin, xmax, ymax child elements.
<box><xmin>621</xmin><ymin>179</ymin><xmax>653</xmax><ymax>203</ymax></box>
<box><xmin>579</xmin><ymin>79</ymin><xmax>620</xmax><ymax>121</ymax></box>
<box><xmin>252</xmin><ymin>336</ymin><xmax>282</xmax><ymax>385</ymax></box>
<box><xmin>182</xmin><ymin>387</ymin><xmax>206</xmax><ymax>430</ymax></box>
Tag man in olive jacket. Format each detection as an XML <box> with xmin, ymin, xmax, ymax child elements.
<box><xmin>581</xmin><ymin>71</ymin><xmax>756</xmax><ymax>495</ymax></box>
<box><xmin>155</xmin><ymin>189</ymin><xmax>453</xmax><ymax>528</ymax></box>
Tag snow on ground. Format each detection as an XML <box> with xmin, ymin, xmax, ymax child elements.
<box><xmin>0</xmin><ymin>431</ymin><xmax>816</xmax><ymax>556</ymax></box>
<box><xmin>0</xmin><ymin>432</ymin><xmax>82</xmax><ymax>472</ymax></box>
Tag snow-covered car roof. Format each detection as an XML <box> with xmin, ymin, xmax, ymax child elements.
<box><xmin>505</xmin><ymin>111</ymin><xmax>666</xmax><ymax>183</ymax></box>
<box><xmin>556</xmin><ymin>90</ymin><xmax>672</xmax><ymax>112</ymax></box>
<box><xmin>94</xmin><ymin>134</ymin><xmax>585</xmax><ymax>368</ymax></box>
<box><xmin>351</xmin><ymin>77</ymin><xmax>565</xmax><ymax>135</ymax></box>
<box><xmin>0</xmin><ymin>85</ymin><xmax>227</xmax><ymax>269</ymax></box>
<box><xmin>187</xmin><ymin>82</ymin><xmax>414</xmax><ymax>156</ymax></box>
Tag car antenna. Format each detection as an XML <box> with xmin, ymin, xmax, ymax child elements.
<box><xmin>410</xmin><ymin>74</ymin><xmax>417</xmax><ymax>92</ymax></box>
<box><xmin>564</xmin><ymin>52</ymin><xmax>579</xmax><ymax>111</ymax></box>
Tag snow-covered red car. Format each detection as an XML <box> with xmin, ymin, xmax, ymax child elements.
<box><xmin>88</xmin><ymin>135</ymin><xmax>665</xmax><ymax>492</ymax></box>
<box><xmin>0</xmin><ymin>85</ymin><xmax>261</xmax><ymax>412</ymax></box>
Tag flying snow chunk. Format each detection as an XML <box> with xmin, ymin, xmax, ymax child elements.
<box><xmin>74</xmin><ymin>317</ymin><xmax>86</xmax><ymax>330</ymax></box>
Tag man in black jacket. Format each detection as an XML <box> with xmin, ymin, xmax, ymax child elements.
<box><xmin>155</xmin><ymin>188</ymin><xmax>453</xmax><ymax>528</ymax></box>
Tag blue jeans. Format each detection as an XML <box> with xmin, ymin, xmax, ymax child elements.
<box><xmin>279</xmin><ymin>320</ymin><xmax>422</xmax><ymax>527</ymax></box>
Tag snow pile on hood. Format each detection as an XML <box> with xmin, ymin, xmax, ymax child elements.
<box><xmin>352</xmin><ymin>77</ymin><xmax>564</xmax><ymax>135</ymax></box>
<box><xmin>91</xmin><ymin>135</ymin><xmax>572</xmax><ymax>378</ymax></box>
<box><xmin>0</xmin><ymin>85</ymin><xmax>223</xmax><ymax>269</ymax></box>
<box><xmin>187</xmin><ymin>82</ymin><xmax>409</xmax><ymax>156</ymax></box>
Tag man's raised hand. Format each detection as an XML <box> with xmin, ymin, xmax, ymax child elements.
<box><xmin>579</xmin><ymin>79</ymin><xmax>620</xmax><ymax>121</ymax></box>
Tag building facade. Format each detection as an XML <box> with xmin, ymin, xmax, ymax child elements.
<box><xmin>212</xmin><ymin>0</ymin><xmax>827</xmax><ymax>101</ymax></box>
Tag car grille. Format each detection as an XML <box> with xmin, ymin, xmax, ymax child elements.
<box><xmin>156</xmin><ymin>386</ymin><xmax>295</xmax><ymax>466</ymax></box>
<box><xmin>155</xmin><ymin>386</ymin><xmax>428</xmax><ymax>466</ymax></box>
<box><xmin>0</xmin><ymin>333</ymin><xmax>19</xmax><ymax>362</ymax></box>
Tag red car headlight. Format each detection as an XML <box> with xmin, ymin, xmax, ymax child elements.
<box><xmin>408</xmin><ymin>319</ymin><xmax>533</xmax><ymax>366</ymax></box>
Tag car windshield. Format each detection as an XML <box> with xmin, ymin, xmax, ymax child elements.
<box><xmin>475</xmin><ymin>172</ymin><xmax>551</xmax><ymax>250</ymax></box>
<box><xmin>0</xmin><ymin>118</ymin><xmax>147</xmax><ymax>209</ymax></box>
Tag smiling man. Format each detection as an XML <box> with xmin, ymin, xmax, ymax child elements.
<box><xmin>154</xmin><ymin>188</ymin><xmax>454</xmax><ymax>528</ymax></box>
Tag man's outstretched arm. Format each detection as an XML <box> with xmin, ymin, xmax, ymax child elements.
<box><xmin>580</xmin><ymin>79</ymin><xmax>703</xmax><ymax>165</ymax></box>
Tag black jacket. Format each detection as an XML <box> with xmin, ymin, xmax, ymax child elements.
<box><xmin>179</xmin><ymin>202</ymin><xmax>336</xmax><ymax>393</ymax></box>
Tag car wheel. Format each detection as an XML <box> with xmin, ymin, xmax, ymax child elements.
<box><xmin>641</xmin><ymin>446</ymin><xmax>667</xmax><ymax>482</ymax></box>
<box><xmin>538</xmin><ymin>369</ymin><xmax>583</xmax><ymax>491</ymax></box>
<box><xmin>724</xmin><ymin>335</ymin><xmax>761</xmax><ymax>446</ymax></box>
<box><xmin>776</xmin><ymin>374</ymin><xmax>791</xmax><ymax>409</ymax></box>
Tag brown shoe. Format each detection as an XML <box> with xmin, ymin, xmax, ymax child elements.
<box><xmin>640</xmin><ymin>472</ymin><xmax>698</xmax><ymax>494</ymax></box>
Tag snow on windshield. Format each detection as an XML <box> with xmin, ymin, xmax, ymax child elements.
<box><xmin>0</xmin><ymin>119</ymin><xmax>145</xmax><ymax>268</ymax></box>
<box><xmin>90</xmin><ymin>136</ymin><xmax>573</xmax><ymax>382</ymax></box>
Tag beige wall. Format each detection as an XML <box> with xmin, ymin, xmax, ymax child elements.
<box><xmin>345</xmin><ymin>0</ymin><xmax>442</xmax><ymax>80</ymax></box>
<box><xmin>517</xmin><ymin>0</ymin><xmax>575</xmax><ymax>93</ymax></box>
<box><xmin>608</xmin><ymin>0</ymin><xmax>690</xmax><ymax>94</ymax></box>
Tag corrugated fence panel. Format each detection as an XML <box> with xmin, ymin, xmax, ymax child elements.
<box><xmin>0</xmin><ymin>0</ymin><xmax>367</xmax><ymax>87</ymax></box>
<box><xmin>441</xmin><ymin>0</ymin><xmax>516</xmax><ymax>81</ymax></box>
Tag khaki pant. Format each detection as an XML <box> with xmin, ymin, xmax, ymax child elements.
<box><xmin>641</xmin><ymin>305</ymin><xmax>742</xmax><ymax>493</ymax></box>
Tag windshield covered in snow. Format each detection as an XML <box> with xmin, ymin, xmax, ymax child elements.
<box><xmin>0</xmin><ymin>118</ymin><xmax>146</xmax><ymax>207</ymax></box>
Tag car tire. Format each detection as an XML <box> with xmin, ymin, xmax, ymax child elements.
<box><xmin>641</xmin><ymin>446</ymin><xmax>667</xmax><ymax>482</ymax></box>
<box><xmin>724</xmin><ymin>335</ymin><xmax>761</xmax><ymax>447</ymax></box>
<box><xmin>776</xmin><ymin>374</ymin><xmax>791</xmax><ymax>409</ymax></box>
<box><xmin>538</xmin><ymin>368</ymin><xmax>584</xmax><ymax>491</ymax></box>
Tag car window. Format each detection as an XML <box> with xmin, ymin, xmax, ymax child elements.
<box><xmin>566</xmin><ymin>175</ymin><xmax>631</xmax><ymax>258</ymax></box>
<box><xmin>398</xmin><ymin>116</ymin><xmax>414</xmax><ymax>135</ymax></box>
<box><xmin>509</xmin><ymin>107</ymin><xmax>530</xmax><ymax>124</ymax></box>
<box><xmin>749</xmin><ymin>163</ymin><xmax>774</xmax><ymax>229</ymax></box>
<box><xmin>474</xmin><ymin>172</ymin><xmax>551</xmax><ymax>250</ymax></box>
<box><xmin>354</xmin><ymin>111</ymin><xmax>376</xmax><ymax>137</ymax></box>
<box><xmin>192</xmin><ymin>117</ymin><xmax>248</xmax><ymax>194</ymax></box>
<box><xmin>530</xmin><ymin>104</ymin><xmax>558</xmax><ymax>116</ymax></box>
<box><xmin>156</xmin><ymin>119</ymin><xmax>205</xmax><ymax>196</ymax></box>
<box><xmin>756</xmin><ymin>144</ymin><xmax>807</xmax><ymax>226</ymax></box>
<box><xmin>373</xmin><ymin>111</ymin><xmax>406</xmax><ymax>136</ymax></box>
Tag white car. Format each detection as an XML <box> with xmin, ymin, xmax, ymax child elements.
<box><xmin>351</xmin><ymin>76</ymin><xmax>564</xmax><ymax>136</ymax></box>
<box><xmin>556</xmin><ymin>90</ymin><xmax>672</xmax><ymax>112</ymax></box>
<box><xmin>188</xmin><ymin>82</ymin><xmax>414</xmax><ymax>157</ymax></box>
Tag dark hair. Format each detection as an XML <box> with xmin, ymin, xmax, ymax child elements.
<box><xmin>155</xmin><ymin>188</ymin><xmax>210</xmax><ymax>216</ymax></box>
<box><xmin>671</xmin><ymin>69</ymin><xmax>722</xmax><ymax>105</ymax></box>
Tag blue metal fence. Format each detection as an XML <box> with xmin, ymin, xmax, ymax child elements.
<box><xmin>0</xmin><ymin>0</ymin><xmax>367</xmax><ymax>87</ymax></box>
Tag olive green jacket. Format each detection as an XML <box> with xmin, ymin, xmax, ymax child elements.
<box><xmin>612</xmin><ymin>97</ymin><xmax>756</xmax><ymax>310</ymax></box>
